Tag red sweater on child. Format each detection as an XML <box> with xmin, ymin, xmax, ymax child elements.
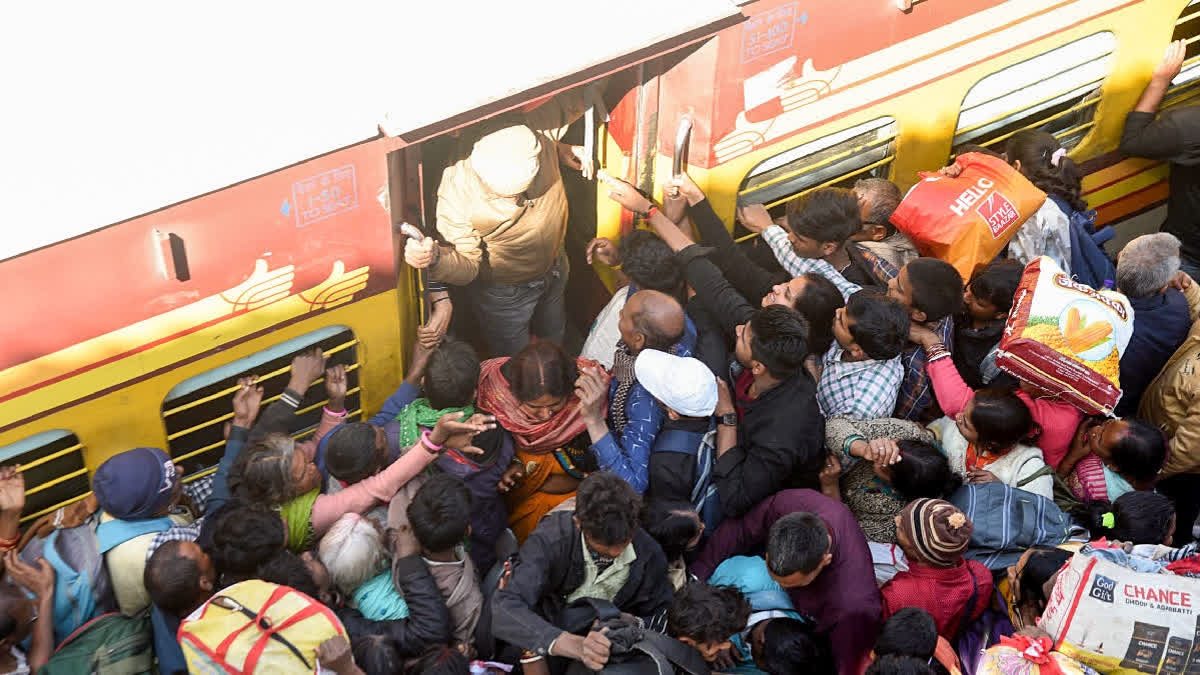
<box><xmin>881</xmin><ymin>559</ymin><xmax>993</xmax><ymax>638</ymax></box>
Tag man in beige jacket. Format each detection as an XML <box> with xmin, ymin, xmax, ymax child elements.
<box><xmin>406</xmin><ymin>85</ymin><xmax>599</xmax><ymax>356</ymax></box>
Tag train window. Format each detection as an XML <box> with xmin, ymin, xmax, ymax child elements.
<box><xmin>0</xmin><ymin>430</ymin><xmax>90</xmax><ymax>526</ymax></box>
<box><xmin>954</xmin><ymin>32</ymin><xmax>1115</xmax><ymax>153</ymax></box>
<box><xmin>1164</xmin><ymin>0</ymin><xmax>1200</xmax><ymax>110</ymax></box>
<box><xmin>161</xmin><ymin>326</ymin><xmax>362</xmax><ymax>480</ymax></box>
<box><xmin>738</xmin><ymin>117</ymin><xmax>898</xmax><ymax>209</ymax></box>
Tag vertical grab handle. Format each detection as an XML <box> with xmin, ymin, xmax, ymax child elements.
<box><xmin>673</xmin><ymin>117</ymin><xmax>693</xmax><ymax>178</ymax></box>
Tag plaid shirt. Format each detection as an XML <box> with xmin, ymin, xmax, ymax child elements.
<box><xmin>145</xmin><ymin>474</ymin><xmax>215</xmax><ymax>562</ymax></box>
<box><xmin>762</xmin><ymin>225</ymin><xmax>951</xmax><ymax>420</ymax></box>
<box><xmin>817</xmin><ymin>343</ymin><xmax>903</xmax><ymax>419</ymax></box>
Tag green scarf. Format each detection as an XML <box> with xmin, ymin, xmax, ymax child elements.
<box><xmin>396</xmin><ymin>398</ymin><xmax>474</xmax><ymax>448</ymax></box>
<box><xmin>279</xmin><ymin>488</ymin><xmax>319</xmax><ymax>552</ymax></box>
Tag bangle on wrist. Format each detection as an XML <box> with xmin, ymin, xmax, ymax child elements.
<box><xmin>324</xmin><ymin>405</ymin><xmax>348</xmax><ymax>418</ymax></box>
<box><xmin>843</xmin><ymin>435</ymin><xmax>867</xmax><ymax>458</ymax></box>
<box><xmin>420</xmin><ymin>429</ymin><xmax>444</xmax><ymax>454</ymax></box>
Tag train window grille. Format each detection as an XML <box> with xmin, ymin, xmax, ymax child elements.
<box><xmin>737</xmin><ymin>116</ymin><xmax>898</xmax><ymax>213</ymax></box>
<box><xmin>160</xmin><ymin>325</ymin><xmax>362</xmax><ymax>483</ymax></box>
<box><xmin>0</xmin><ymin>430</ymin><xmax>91</xmax><ymax>526</ymax></box>
<box><xmin>953</xmin><ymin>32</ymin><xmax>1115</xmax><ymax>155</ymax></box>
<box><xmin>1164</xmin><ymin>0</ymin><xmax>1200</xmax><ymax>110</ymax></box>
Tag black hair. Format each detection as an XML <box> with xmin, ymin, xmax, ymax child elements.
<box><xmin>749</xmin><ymin>305</ymin><xmax>809</xmax><ymax>379</ymax></box>
<box><xmin>629</xmin><ymin>294</ymin><xmax>686</xmax><ymax>352</ymax></box>
<box><xmin>1014</xmin><ymin>546</ymin><xmax>1073</xmax><ymax>617</ymax></box>
<box><xmin>408</xmin><ymin>473</ymin><xmax>472</xmax><ymax>553</ymax></box>
<box><xmin>971</xmin><ymin>388</ymin><xmax>1041</xmax><ymax>453</ymax></box>
<box><xmin>954</xmin><ymin>144</ymin><xmax>1005</xmax><ymax>159</ymax></box>
<box><xmin>855</xmin><ymin>177</ymin><xmax>903</xmax><ymax>235</ymax></box>
<box><xmin>876</xmin><ymin>608</ymin><xmax>938</xmax><ymax>660</ymax></box>
<box><xmin>767</xmin><ymin>512</ymin><xmax>830</xmax><ymax>576</ymax></box>
<box><xmin>406</xmin><ymin>646</ymin><xmax>470</xmax><ymax>674</ymax></box>
<box><xmin>904</xmin><ymin>258</ymin><xmax>964</xmax><ymax>322</ymax></box>
<box><xmin>889</xmin><ymin>440</ymin><xmax>962</xmax><ymax>500</ymax></box>
<box><xmin>575</xmin><ymin>472</ymin><xmax>642</xmax><ymax>546</ymax></box>
<box><xmin>793</xmin><ymin>273</ymin><xmax>844</xmax><ymax>356</ymax></box>
<box><xmin>145</xmin><ymin>540</ymin><xmax>205</xmax><ymax>615</ymax></box>
<box><xmin>1108</xmin><ymin>420</ymin><xmax>1168</xmax><ymax>484</ymax></box>
<box><xmin>325</xmin><ymin>423</ymin><xmax>382</xmax><ymax>484</ymax></box>
<box><xmin>867</xmin><ymin>654</ymin><xmax>938</xmax><ymax>675</ymax></box>
<box><xmin>846</xmin><ymin>290</ymin><xmax>911</xmax><ymax>360</ymax></box>
<box><xmin>255</xmin><ymin>551</ymin><xmax>321</xmax><ymax>600</ymax></box>
<box><xmin>1006</xmin><ymin>130</ymin><xmax>1088</xmax><ymax>213</ymax></box>
<box><xmin>760</xmin><ymin>618</ymin><xmax>836</xmax><ymax>675</ymax></box>
<box><xmin>667</xmin><ymin>583</ymin><xmax>751</xmax><ymax>645</ymax></box>
<box><xmin>642</xmin><ymin>500</ymin><xmax>701</xmax><ymax>561</ymax></box>
<box><xmin>1073</xmin><ymin>491</ymin><xmax>1176</xmax><ymax>546</ymax></box>
<box><xmin>620</xmin><ymin>229</ymin><xmax>683</xmax><ymax>295</ymax></box>
<box><xmin>785</xmin><ymin>188</ymin><xmax>861</xmax><ymax>244</ymax></box>
<box><xmin>425</xmin><ymin>338</ymin><xmax>481</xmax><ymax>410</ymax></box>
<box><xmin>352</xmin><ymin>635</ymin><xmax>403</xmax><ymax>675</ymax></box>
<box><xmin>210</xmin><ymin>502</ymin><xmax>286</xmax><ymax>586</ymax></box>
<box><xmin>968</xmin><ymin>259</ymin><xmax>1023</xmax><ymax>315</ymax></box>
<box><xmin>504</xmin><ymin>340</ymin><xmax>578</xmax><ymax>403</ymax></box>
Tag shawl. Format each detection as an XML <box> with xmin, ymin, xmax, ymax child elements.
<box><xmin>395</xmin><ymin>397</ymin><xmax>474</xmax><ymax>448</ymax></box>
<box><xmin>476</xmin><ymin>356</ymin><xmax>603</xmax><ymax>454</ymax></box>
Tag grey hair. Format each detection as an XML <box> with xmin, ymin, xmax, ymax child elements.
<box><xmin>228</xmin><ymin>432</ymin><xmax>300</xmax><ymax>506</ymax></box>
<box><xmin>1116</xmin><ymin>233</ymin><xmax>1181</xmax><ymax>298</ymax></box>
<box><xmin>318</xmin><ymin>514</ymin><xmax>389</xmax><ymax>597</ymax></box>
<box><xmin>853</xmin><ymin>177</ymin><xmax>902</xmax><ymax>228</ymax></box>
<box><xmin>766</xmin><ymin>512</ymin><xmax>830</xmax><ymax>576</ymax></box>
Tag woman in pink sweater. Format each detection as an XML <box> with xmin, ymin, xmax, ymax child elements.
<box><xmin>229</xmin><ymin>411</ymin><xmax>495</xmax><ymax>552</ymax></box>
<box><xmin>911</xmin><ymin>326</ymin><xmax>1084</xmax><ymax>469</ymax></box>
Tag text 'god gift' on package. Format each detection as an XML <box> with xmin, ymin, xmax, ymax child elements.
<box><xmin>890</xmin><ymin>152</ymin><xmax>1047</xmax><ymax>280</ymax></box>
<box><xmin>996</xmin><ymin>256</ymin><xmax>1134</xmax><ymax>416</ymax></box>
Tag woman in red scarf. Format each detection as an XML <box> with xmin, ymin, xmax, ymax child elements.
<box><xmin>478</xmin><ymin>341</ymin><xmax>608</xmax><ymax>542</ymax></box>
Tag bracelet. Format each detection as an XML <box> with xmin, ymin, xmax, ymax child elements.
<box><xmin>645</xmin><ymin>204</ymin><xmax>659</xmax><ymax>220</ymax></box>
<box><xmin>926</xmin><ymin>342</ymin><xmax>950</xmax><ymax>362</ymax></box>
<box><xmin>0</xmin><ymin>534</ymin><xmax>19</xmax><ymax>552</ymax></box>
<box><xmin>430</xmin><ymin>296</ymin><xmax>450</xmax><ymax>306</ymax></box>
<box><xmin>420</xmin><ymin>429</ymin><xmax>444</xmax><ymax>454</ymax></box>
<box><xmin>842</xmin><ymin>435</ymin><xmax>867</xmax><ymax>458</ymax></box>
<box><xmin>324</xmin><ymin>406</ymin><xmax>348</xmax><ymax>418</ymax></box>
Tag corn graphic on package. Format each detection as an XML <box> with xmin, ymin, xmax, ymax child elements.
<box><xmin>996</xmin><ymin>256</ymin><xmax>1134</xmax><ymax>416</ymax></box>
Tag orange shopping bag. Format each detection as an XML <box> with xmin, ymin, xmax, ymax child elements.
<box><xmin>890</xmin><ymin>152</ymin><xmax>1047</xmax><ymax>280</ymax></box>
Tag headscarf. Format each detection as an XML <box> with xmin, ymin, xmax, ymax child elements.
<box><xmin>476</xmin><ymin>356</ymin><xmax>602</xmax><ymax>454</ymax></box>
<box><xmin>279</xmin><ymin>488</ymin><xmax>320</xmax><ymax>553</ymax></box>
<box><xmin>899</xmin><ymin>498</ymin><xmax>974</xmax><ymax>568</ymax></box>
<box><xmin>395</xmin><ymin>397</ymin><xmax>474</xmax><ymax>448</ymax></box>
<box><xmin>92</xmin><ymin>447</ymin><xmax>179</xmax><ymax>520</ymax></box>
<box><xmin>353</xmin><ymin>571</ymin><xmax>410</xmax><ymax>621</ymax></box>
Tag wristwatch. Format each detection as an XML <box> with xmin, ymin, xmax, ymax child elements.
<box><xmin>718</xmin><ymin>412</ymin><xmax>738</xmax><ymax>427</ymax></box>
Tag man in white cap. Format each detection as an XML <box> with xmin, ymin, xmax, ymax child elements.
<box><xmin>405</xmin><ymin>84</ymin><xmax>600</xmax><ymax>356</ymax></box>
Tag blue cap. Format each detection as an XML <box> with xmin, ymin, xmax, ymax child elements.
<box><xmin>92</xmin><ymin>447</ymin><xmax>178</xmax><ymax>520</ymax></box>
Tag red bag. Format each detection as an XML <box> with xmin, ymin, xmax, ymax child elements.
<box><xmin>891</xmin><ymin>153</ymin><xmax>1047</xmax><ymax>280</ymax></box>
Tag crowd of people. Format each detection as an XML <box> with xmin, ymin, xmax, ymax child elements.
<box><xmin>5</xmin><ymin>41</ymin><xmax>1200</xmax><ymax>675</ymax></box>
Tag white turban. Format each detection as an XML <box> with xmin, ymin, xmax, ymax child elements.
<box><xmin>471</xmin><ymin>125</ymin><xmax>542</xmax><ymax>197</ymax></box>
<box><xmin>634</xmin><ymin>350</ymin><xmax>718</xmax><ymax>418</ymax></box>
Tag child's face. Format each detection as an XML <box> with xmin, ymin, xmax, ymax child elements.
<box><xmin>964</xmin><ymin>285</ymin><xmax>1002</xmax><ymax>323</ymax></box>
<box><xmin>956</xmin><ymin>399</ymin><xmax>981</xmax><ymax>444</ymax></box>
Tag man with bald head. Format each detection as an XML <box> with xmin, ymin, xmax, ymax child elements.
<box><xmin>575</xmin><ymin>289</ymin><xmax>697</xmax><ymax>493</ymax></box>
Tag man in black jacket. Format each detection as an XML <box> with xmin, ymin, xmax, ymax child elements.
<box><xmin>492</xmin><ymin>472</ymin><xmax>673</xmax><ymax>672</ymax></box>
<box><xmin>1121</xmin><ymin>39</ymin><xmax>1200</xmax><ymax>279</ymax></box>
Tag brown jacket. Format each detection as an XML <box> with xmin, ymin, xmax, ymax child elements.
<box><xmin>431</xmin><ymin>85</ymin><xmax>596</xmax><ymax>285</ymax></box>
<box><xmin>1139</xmin><ymin>282</ymin><xmax>1200</xmax><ymax>476</ymax></box>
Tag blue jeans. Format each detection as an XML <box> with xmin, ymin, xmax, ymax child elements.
<box><xmin>470</xmin><ymin>251</ymin><xmax>569</xmax><ymax>357</ymax></box>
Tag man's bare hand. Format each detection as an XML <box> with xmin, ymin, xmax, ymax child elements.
<box><xmin>1154</xmin><ymin>39</ymin><xmax>1187</xmax><ymax>85</ymax></box>
<box><xmin>736</xmin><ymin>204</ymin><xmax>773</xmax><ymax>234</ymax></box>
<box><xmin>586</xmin><ymin>238</ymin><xmax>620</xmax><ymax>267</ymax></box>
<box><xmin>404</xmin><ymin>236</ymin><xmax>437</xmax><ymax>270</ymax></box>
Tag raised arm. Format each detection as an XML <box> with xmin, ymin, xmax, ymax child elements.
<box><xmin>1122</xmin><ymin>41</ymin><xmax>1188</xmax><ymax>159</ymax></box>
<box><xmin>576</xmin><ymin>367</ymin><xmax>650</xmax><ymax>493</ymax></box>
<box><xmin>912</xmin><ymin>327</ymin><xmax>974</xmax><ymax>418</ymax></box>
<box><xmin>760</xmin><ymin>224</ymin><xmax>861</xmax><ymax>300</ymax></box>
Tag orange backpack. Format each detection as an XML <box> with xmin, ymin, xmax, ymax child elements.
<box><xmin>178</xmin><ymin>580</ymin><xmax>346</xmax><ymax>673</ymax></box>
<box><xmin>890</xmin><ymin>152</ymin><xmax>1047</xmax><ymax>280</ymax></box>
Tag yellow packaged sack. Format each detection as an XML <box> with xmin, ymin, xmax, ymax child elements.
<box><xmin>179</xmin><ymin>580</ymin><xmax>346</xmax><ymax>673</ymax></box>
<box><xmin>996</xmin><ymin>256</ymin><xmax>1134</xmax><ymax>416</ymax></box>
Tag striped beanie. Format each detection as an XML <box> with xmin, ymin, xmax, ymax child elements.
<box><xmin>898</xmin><ymin>498</ymin><xmax>973</xmax><ymax>568</ymax></box>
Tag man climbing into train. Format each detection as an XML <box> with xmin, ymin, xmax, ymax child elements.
<box><xmin>404</xmin><ymin>83</ymin><xmax>605</xmax><ymax>357</ymax></box>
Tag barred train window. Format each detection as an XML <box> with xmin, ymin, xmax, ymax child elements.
<box><xmin>1164</xmin><ymin>0</ymin><xmax>1200</xmax><ymax>110</ymax></box>
<box><xmin>738</xmin><ymin>117</ymin><xmax>898</xmax><ymax>210</ymax></box>
<box><xmin>0</xmin><ymin>430</ymin><xmax>90</xmax><ymax>525</ymax></box>
<box><xmin>161</xmin><ymin>326</ymin><xmax>362</xmax><ymax>481</ymax></box>
<box><xmin>954</xmin><ymin>32</ymin><xmax>1115</xmax><ymax>154</ymax></box>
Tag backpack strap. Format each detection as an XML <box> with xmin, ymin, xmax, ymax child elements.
<box><xmin>96</xmin><ymin>517</ymin><xmax>174</xmax><ymax>554</ymax></box>
<box><xmin>1016</xmin><ymin>464</ymin><xmax>1055</xmax><ymax>488</ymax></box>
<box><xmin>651</xmin><ymin>429</ymin><xmax>705</xmax><ymax>455</ymax></box>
